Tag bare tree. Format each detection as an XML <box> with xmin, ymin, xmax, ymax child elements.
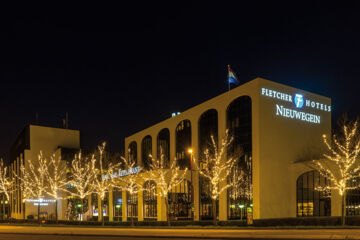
<box><xmin>144</xmin><ymin>150</ymin><xmax>188</xmax><ymax>226</ymax></box>
<box><xmin>90</xmin><ymin>142</ymin><xmax>120</xmax><ymax>226</ymax></box>
<box><xmin>18</xmin><ymin>153</ymin><xmax>48</xmax><ymax>223</ymax></box>
<box><xmin>313</xmin><ymin>117</ymin><xmax>360</xmax><ymax>225</ymax></box>
<box><xmin>114</xmin><ymin>153</ymin><xmax>143</xmax><ymax>226</ymax></box>
<box><xmin>198</xmin><ymin>130</ymin><xmax>237</xmax><ymax>225</ymax></box>
<box><xmin>0</xmin><ymin>159</ymin><xmax>14</xmax><ymax>219</ymax></box>
<box><xmin>69</xmin><ymin>151</ymin><xmax>96</xmax><ymax>221</ymax></box>
<box><xmin>44</xmin><ymin>155</ymin><xmax>68</xmax><ymax>222</ymax></box>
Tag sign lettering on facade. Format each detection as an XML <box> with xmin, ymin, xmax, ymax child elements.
<box><xmin>261</xmin><ymin>87</ymin><xmax>330</xmax><ymax>124</ymax></box>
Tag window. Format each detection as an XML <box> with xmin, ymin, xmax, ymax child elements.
<box><xmin>157</xmin><ymin>129</ymin><xmax>170</xmax><ymax>168</ymax></box>
<box><xmin>296</xmin><ymin>171</ymin><xmax>331</xmax><ymax>217</ymax></box>
<box><xmin>113</xmin><ymin>189</ymin><xmax>122</xmax><ymax>221</ymax></box>
<box><xmin>198</xmin><ymin>109</ymin><xmax>218</xmax><ymax>220</ymax></box>
<box><xmin>141</xmin><ymin>136</ymin><xmax>152</xmax><ymax>170</ymax></box>
<box><xmin>128</xmin><ymin>141</ymin><xmax>137</xmax><ymax>165</ymax></box>
<box><xmin>143</xmin><ymin>180</ymin><xmax>157</xmax><ymax>219</ymax></box>
<box><xmin>127</xmin><ymin>187</ymin><xmax>138</xmax><ymax>220</ymax></box>
<box><xmin>91</xmin><ymin>193</ymin><xmax>99</xmax><ymax>218</ymax></box>
<box><xmin>168</xmin><ymin>180</ymin><xmax>192</xmax><ymax>220</ymax></box>
<box><xmin>226</xmin><ymin>96</ymin><xmax>252</xmax><ymax>220</ymax></box>
<box><xmin>176</xmin><ymin>120</ymin><xmax>191</xmax><ymax>170</ymax></box>
<box><xmin>347</xmin><ymin>178</ymin><xmax>360</xmax><ymax>216</ymax></box>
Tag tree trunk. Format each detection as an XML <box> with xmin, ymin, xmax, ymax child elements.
<box><xmin>81</xmin><ymin>198</ymin><xmax>84</xmax><ymax>221</ymax></box>
<box><xmin>55</xmin><ymin>199</ymin><xmax>58</xmax><ymax>224</ymax></box>
<box><xmin>342</xmin><ymin>192</ymin><xmax>346</xmax><ymax>226</ymax></box>
<box><xmin>2</xmin><ymin>195</ymin><xmax>5</xmax><ymax>220</ymax></box>
<box><xmin>100</xmin><ymin>199</ymin><xmax>104</xmax><ymax>226</ymax></box>
<box><xmin>212</xmin><ymin>198</ymin><xmax>217</xmax><ymax>226</ymax></box>
<box><xmin>38</xmin><ymin>199</ymin><xmax>41</xmax><ymax>225</ymax></box>
<box><xmin>165</xmin><ymin>197</ymin><xmax>170</xmax><ymax>226</ymax></box>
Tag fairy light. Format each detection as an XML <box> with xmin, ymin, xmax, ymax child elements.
<box><xmin>313</xmin><ymin>118</ymin><xmax>360</xmax><ymax>225</ymax></box>
<box><xmin>198</xmin><ymin>130</ymin><xmax>237</xmax><ymax>225</ymax></box>
<box><xmin>199</xmin><ymin>130</ymin><xmax>237</xmax><ymax>201</ymax></box>
<box><xmin>70</xmin><ymin>151</ymin><xmax>96</xmax><ymax>200</ymax></box>
<box><xmin>114</xmin><ymin>150</ymin><xmax>143</xmax><ymax>226</ymax></box>
<box><xmin>44</xmin><ymin>154</ymin><xmax>69</xmax><ymax>221</ymax></box>
<box><xmin>143</xmin><ymin>148</ymin><xmax>188</xmax><ymax>225</ymax></box>
<box><xmin>0</xmin><ymin>159</ymin><xmax>14</xmax><ymax>203</ymax></box>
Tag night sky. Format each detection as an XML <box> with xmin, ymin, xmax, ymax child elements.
<box><xmin>0</xmin><ymin>2</ymin><xmax>359</xmax><ymax>159</ymax></box>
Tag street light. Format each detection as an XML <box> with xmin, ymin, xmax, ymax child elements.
<box><xmin>188</xmin><ymin>148</ymin><xmax>194</xmax><ymax>223</ymax></box>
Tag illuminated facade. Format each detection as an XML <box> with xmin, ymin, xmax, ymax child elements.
<box><xmin>9</xmin><ymin>125</ymin><xmax>80</xmax><ymax>220</ymax></box>
<box><xmin>9</xmin><ymin>78</ymin><xmax>346</xmax><ymax>222</ymax></box>
<box><xmin>123</xmin><ymin>77</ymin><xmax>338</xmax><ymax>221</ymax></box>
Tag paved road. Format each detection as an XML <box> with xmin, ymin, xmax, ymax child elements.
<box><xmin>1</xmin><ymin>225</ymin><xmax>360</xmax><ymax>239</ymax></box>
<box><xmin>0</xmin><ymin>234</ymin><xmax>218</xmax><ymax>240</ymax></box>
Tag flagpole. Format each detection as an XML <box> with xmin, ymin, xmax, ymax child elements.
<box><xmin>227</xmin><ymin>64</ymin><xmax>230</xmax><ymax>91</ymax></box>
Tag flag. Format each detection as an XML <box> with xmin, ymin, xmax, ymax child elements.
<box><xmin>228</xmin><ymin>65</ymin><xmax>239</xmax><ymax>85</ymax></box>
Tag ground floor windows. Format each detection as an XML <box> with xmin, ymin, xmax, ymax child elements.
<box><xmin>91</xmin><ymin>193</ymin><xmax>99</xmax><ymax>220</ymax></box>
<box><xmin>127</xmin><ymin>189</ymin><xmax>138</xmax><ymax>220</ymax></box>
<box><xmin>113</xmin><ymin>189</ymin><xmax>122</xmax><ymax>221</ymax></box>
<box><xmin>227</xmin><ymin>165</ymin><xmax>252</xmax><ymax>220</ymax></box>
<box><xmin>168</xmin><ymin>180</ymin><xmax>192</xmax><ymax>220</ymax></box>
<box><xmin>346</xmin><ymin>178</ymin><xmax>360</xmax><ymax>216</ymax></box>
<box><xmin>143</xmin><ymin>180</ymin><xmax>157</xmax><ymax>220</ymax></box>
<box><xmin>296</xmin><ymin>171</ymin><xmax>331</xmax><ymax>217</ymax></box>
<box><xmin>199</xmin><ymin>176</ymin><xmax>218</xmax><ymax>220</ymax></box>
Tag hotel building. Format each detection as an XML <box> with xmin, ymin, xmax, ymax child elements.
<box><xmin>11</xmin><ymin>78</ymin><xmax>352</xmax><ymax>222</ymax></box>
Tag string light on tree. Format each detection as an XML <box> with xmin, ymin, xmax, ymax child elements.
<box><xmin>143</xmin><ymin>148</ymin><xmax>188</xmax><ymax>226</ymax></box>
<box><xmin>313</xmin><ymin>117</ymin><xmax>360</xmax><ymax>226</ymax></box>
<box><xmin>198</xmin><ymin>130</ymin><xmax>237</xmax><ymax>225</ymax></box>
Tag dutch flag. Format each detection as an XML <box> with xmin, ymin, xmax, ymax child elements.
<box><xmin>228</xmin><ymin>64</ymin><xmax>239</xmax><ymax>85</ymax></box>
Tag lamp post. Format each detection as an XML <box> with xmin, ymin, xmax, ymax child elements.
<box><xmin>188</xmin><ymin>148</ymin><xmax>194</xmax><ymax>224</ymax></box>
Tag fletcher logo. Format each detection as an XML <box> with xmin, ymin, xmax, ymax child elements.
<box><xmin>294</xmin><ymin>94</ymin><xmax>304</xmax><ymax>108</ymax></box>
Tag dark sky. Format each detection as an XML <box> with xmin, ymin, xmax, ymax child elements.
<box><xmin>0</xmin><ymin>2</ymin><xmax>358</xmax><ymax>158</ymax></box>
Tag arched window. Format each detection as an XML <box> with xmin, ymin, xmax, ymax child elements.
<box><xmin>226</xmin><ymin>96</ymin><xmax>252</xmax><ymax>220</ymax></box>
<box><xmin>168</xmin><ymin>180</ymin><xmax>192</xmax><ymax>220</ymax></box>
<box><xmin>126</xmin><ymin>187</ymin><xmax>138</xmax><ymax>221</ymax></box>
<box><xmin>157</xmin><ymin>128</ymin><xmax>170</xmax><ymax>168</ymax></box>
<box><xmin>176</xmin><ymin>120</ymin><xmax>191</xmax><ymax>170</ymax></box>
<box><xmin>113</xmin><ymin>189</ymin><xmax>122</xmax><ymax>221</ymax></box>
<box><xmin>143</xmin><ymin>180</ymin><xmax>157</xmax><ymax>219</ymax></box>
<box><xmin>198</xmin><ymin>109</ymin><xmax>218</xmax><ymax>220</ymax></box>
<box><xmin>141</xmin><ymin>136</ymin><xmax>152</xmax><ymax>170</ymax></box>
<box><xmin>296</xmin><ymin>171</ymin><xmax>331</xmax><ymax>217</ymax></box>
<box><xmin>128</xmin><ymin>141</ymin><xmax>137</xmax><ymax>165</ymax></box>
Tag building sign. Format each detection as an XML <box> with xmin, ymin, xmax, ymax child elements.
<box><xmin>102</xmin><ymin>166</ymin><xmax>141</xmax><ymax>180</ymax></box>
<box><xmin>26</xmin><ymin>198</ymin><xmax>56</xmax><ymax>206</ymax></box>
<box><xmin>261</xmin><ymin>87</ymin><xmax>330</xmax><ymax>124</ymax></box>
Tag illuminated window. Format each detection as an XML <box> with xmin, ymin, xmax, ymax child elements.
<box><xmin>127</xmin><ymin>187</ymin><xmax>138</xmax><ymax>220</ymax></box>
<box><xmin>296</xmin><ymin>171</ymin><xmax>331</xmax><ymax>217</ymax></box>
<box><xmin>113</xmin><ymin>189</ymin><xmax>122</xmax><ymax>221</ymax></box>
<box><xmin>143</xmin><ymin>180</ymin><xmax>157</xmax><ymax>219</ymax></box>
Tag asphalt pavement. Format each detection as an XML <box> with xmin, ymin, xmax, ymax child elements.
<box><xmin>0</xmin><ymin>225</ymin><xmax>360</xmax><ymax>239</ymax></box>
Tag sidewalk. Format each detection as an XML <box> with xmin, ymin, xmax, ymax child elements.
<box><xmin>1</xmin><ymin>225</ymin><xmax>360</xmax><ymax>239</ymax></box>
